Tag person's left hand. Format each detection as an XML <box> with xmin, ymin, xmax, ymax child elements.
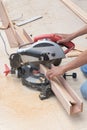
<box><xmin>46</xmin><ymin>65</ymin><xmax>65</xmax><ymax>79</ymax></box>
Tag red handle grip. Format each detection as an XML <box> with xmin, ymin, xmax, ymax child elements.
<box><xmin>34</xmin><ymin>34</ymin><xmax>75</xmax><ymax>54</ymax></box>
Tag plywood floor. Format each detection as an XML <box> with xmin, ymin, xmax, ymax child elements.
<box><xmin>0</xmin><ymin>0</ymin><xmax>87</xmax><ymax>130</ymax></box>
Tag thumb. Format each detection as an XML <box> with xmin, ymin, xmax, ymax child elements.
<box><xmin>51</xmin><ymin>64</ymin><xmax>55</xmax><ymax>68</ymax></box>
<box><xmin>57</xmin><ymin>39</ymin><xmax>65</xmax><ymax>44</ymax></box>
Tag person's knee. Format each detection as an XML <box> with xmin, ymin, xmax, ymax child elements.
<box><xmin>80</xmin><ymin>81</ymin><xmax>87</xmax><ymax>100</ymax></box>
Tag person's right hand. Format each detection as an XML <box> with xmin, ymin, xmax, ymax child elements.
<box><xmin>55</xmin><ymin>33</ymin><xmax>74</xmax><ymax>43</ymax></box>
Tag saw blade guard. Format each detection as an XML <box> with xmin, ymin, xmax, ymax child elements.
<box><xmin>34</xmin><ymin>34</ymin><xmax>75</xmax><ymax>54</ymax></box>
<box><xmin>17</xmin><ymin>39</ymin><xmax>65</xmax><ymax>61</ymax></box>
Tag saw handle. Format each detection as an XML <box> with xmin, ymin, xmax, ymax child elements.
<box><xmin>34</xmin><ymin>34</ymin><xmax>75</xmax><ymax>54</ymax></box>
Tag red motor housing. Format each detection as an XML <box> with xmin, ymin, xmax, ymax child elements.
<box><xmin>34</xmin><ymin>34</ymin><xmax>75</xmax><ymax>54</ymax></box>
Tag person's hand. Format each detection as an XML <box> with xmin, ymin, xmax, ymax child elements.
<box><xmin>55</xmin><ymin>33</ymin><xmax>74</xmax><ymax>43</ymax></box>
<box><xmin>46</xmin><ymin>65</ymin><xmax>66</xmax><ymax>80</ymax></box>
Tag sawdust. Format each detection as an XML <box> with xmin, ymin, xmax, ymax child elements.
<box><xmin>0</xmin><ymin>76</ymin><xmax>77</xmax><ymax>130</ymax></box>
<box><xmin>0</xmin><ymin>75</ymin><xmax>59</xmax><ymax>119</ymax></box>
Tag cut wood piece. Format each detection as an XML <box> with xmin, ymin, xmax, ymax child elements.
<box><xmin>5</xmin><ymin>28</ymin><xmax>19</xmax><ymax>47</ymax></box>
<box><xmin>0</xmin><ymin>0</ymin><xmax>34</xmax><ymax>47</ymax></box>
<box><xmin>61</xmin><ymin>0</ymin><xmax>87</xmax><ymax>23</ymax></box>
<box><xmin>15</xmin><ymin>27</ymin><xmax>30</xmax><ymax>46</ymax></box>
<box><xmin>40</xmin><ymin>64</ymin><xmax>83</xmax><ymax>115</ymax></box>
<box><xmin>15</xmin><ymin>26</ymin><xmax>33</xmax><ymax>46</ymax></box>
<box><xmin>0</xmin><ymin>0</ymin><xmax>15</xmax><ymax>30</ymax></box>
<box><xmin>0</xmin><ymin>0</ymin><xmax>19</xmax><ymax>47</ymax></box>
<box><xmin>0</xmin><ymin>0</ymin><xmax>9</xmax><ymax>28</ymax></box>
<box><xmin>23</xmin><ymin>29</ymin><xmax>33</xmax><ymax>43</ymax></box>
<box><xmin>66</xmin><ymin>49</ymin><xmax>82</xmax><ymax>57</ymax></box>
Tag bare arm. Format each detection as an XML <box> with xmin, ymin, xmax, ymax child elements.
<box><xmin>71</xmin><ymin>25</ymin><xmax>87</xmax><ymax>39</ymax></box>
<box><xmin>64</xmin><ymin>50</ymin><xmax>87</xmax><ymax>71</ymax></box>
<box><xmin>46</xmin><ymin>25</ymin><xmax>87</xmax><ymax>79</ymax></box>
<box><xmin>46</xmin><ymin>50</ymin><xmax>87</xmax><ymax>79</ymax></box>
<box><xmin>56</xmin><ymin>25</ymin><xmax>87</xmax><ymax>43</ymax></box>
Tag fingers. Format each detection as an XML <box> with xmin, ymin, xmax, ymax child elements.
<box><xmin>55</xmin><ymin>33</ymin><xmax>71</xmax><ymax>43</ymax></box>
<box><xmin>46</xmin><ymin>70</ymin><xmax>54</xmax><ymax>80</ymax></box>
<box><xmin>46</xmin><ymin>66</ymin><xmax>57</xmax><ymax>79</ymax></box>
<box><xmin>51</xmin><ymin>64</ymin><xmax>55</xmax><ymax>68</ymax></box>
<box><xmin>46</xmin><ymin>65</ymin><xmax>64</xmax><ymax>80</ymax></box>
<box><xmin>57</xmin><ymin>39</ymin><xmax>66</xmax><ymax>43</ymax></box>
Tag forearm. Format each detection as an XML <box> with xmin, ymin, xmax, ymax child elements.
<box><xmin>70</xmin><ymin>25</ymin><xmax>87</xmax><ymax>40</ymax></box>
<box><xmin>63</xmin><ymin>50</ymin><xmax>87</xmax><ymax>72</ymax></box>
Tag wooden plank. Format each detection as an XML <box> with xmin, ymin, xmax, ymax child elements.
<box><xmin>15</xmin><ymin>27</ymin><xmax>30</xmax><ymax>46</ymax></box>
<box><xmin>40</xmin><ymin>64</ymin><xmax>75</xmax><ymax>114</ymax></box>
<box><xmin>61</xmin><ymin>0</ymin><xmax>87</xmax><ymax>23</ymax></box>
<box><xmin>0</xmin><ymin>0</ymin><xmax>34</xmax><ymax>47</ymax></box>
<box><xmin>51</xmin><ymin>80</ymin><xmax>72</xmax><ymax>114</ymax></box>
<box><xmin>40</xmin><ymin>64</ymin><xmax>83</xmax><ymax>115</ymax></box>
<box><xmin>0</xmin><ymin>0</ymin><xmax>9</xmax><ymax>28</ymax></box>
<box><xmin>39</xmin><ymin>64</ymin><xmax>73</xmax><ymax>114</ymax></box>
<box><xmin>0</xmin><ymin>0</ymin><xmax>19</xmax><ymax>47</ymax></box>
<box><xmin>23</xmin><ymin>29</ymin><xmax>33</xmax><ymax>43</ymax></box>
<box><xmin>53</xmin><ymin>77</ymin><xmax>76</xmax><ymax>104</ymax></box>
<box><xmin>5</xmin><ymin>28</ymin><xmax>19</xmax><ymax>47</ymax></box>
<box><xmin>58</xmin><ymin>76</ymin><xmax>83</xmax><ymax>114</ymax></box>
<box><xmin>66</xmin><ymin>49</ymin><xmax>83</xmax><ymax>57</ymax></box>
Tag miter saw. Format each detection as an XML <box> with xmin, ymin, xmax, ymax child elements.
<box><xmin>5</xmin><ymin>34</ymin><xmax>75</xmax><ymax>100</ymax></box>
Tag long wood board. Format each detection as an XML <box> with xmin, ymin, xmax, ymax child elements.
<box><xmin>40</xmin><ymin>64</ymin><xmax>83</xmax><ymax>115</ymax></box>
<box><xmin>61</xmin><ymin>0</ymin><xmax>87</xmax><ymax>23</ymax></box>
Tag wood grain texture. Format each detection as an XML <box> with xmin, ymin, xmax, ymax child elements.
<box><xmin>61</xmin><ymin>0</ymin><xmax>87</xmax><ymax>23</ymax></box>
<box><xmin>0</xmin><ymin>0</ymin><xmax>33</xmax><ymax>47</ymax></box>
<box><xmin>40</xmin><ymin>64</ymin><xmax>83</xmax><ymax>115</ymax></box>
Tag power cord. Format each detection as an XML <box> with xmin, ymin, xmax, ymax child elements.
<box><xmin>0</xmin><ymin>32</ymin><xmax>9</xmax><ymax>56</ymax></box>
